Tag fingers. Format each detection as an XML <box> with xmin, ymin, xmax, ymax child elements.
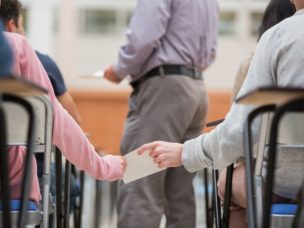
<box><xmin>121</xmin><ymin>157</ymin><xmax>127</xmax><ymax>172</ymax></box>
<box><xmin>137</xmin><ymin>141</ymin><xmax>162</xmax><ymax>155</ymax></box>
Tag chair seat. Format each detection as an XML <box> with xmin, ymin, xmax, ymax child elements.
<box><xmin>0</xmin><ymin>200</ymin><xmax>38</xmax><ymax>211</ymax></box>
<box><xmin>271</xmin><ymin>204</ymin><xmax>298</xmax><ymax>215</ymax></box>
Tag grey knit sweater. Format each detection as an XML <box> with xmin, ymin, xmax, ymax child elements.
<box><xmin>182</xmin><ymin>10</ymin><xmax>304</xmax><ymax>199</ymax></box>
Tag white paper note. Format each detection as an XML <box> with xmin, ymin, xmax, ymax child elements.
<box><xmin>80</xmin><ymin>70</ymin><xmax>104</xmax><ymax>78</ymax></box>
<box><xmin>123</xmin><ymin>150</ymin><xmax>165</xmax><ymax>184</ymax></box>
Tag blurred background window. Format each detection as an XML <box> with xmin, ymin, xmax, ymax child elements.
<box><xmin>21</xmin><ymin>7</ymin><xmax>28</xmax><ymax>33</ymax></box>
<box><xmin>219</xmin><ymin>11</ymin><xmax>236</xmax><ymax>36</ymax></box>
<box><xmin>80</xmin><ymin>10</ymin><xmax>117</xmax><ymax>34</ymax></box>
<box><xmin>250</xmin><ymin>11</ymin><xmax>263</xmax><ymax>36</ymax></box>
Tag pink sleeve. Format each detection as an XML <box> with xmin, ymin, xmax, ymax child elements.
<box><xmin>10</xmin><ymin>34</ymin><xmax>122</xmax><ymax>180</ymax></box>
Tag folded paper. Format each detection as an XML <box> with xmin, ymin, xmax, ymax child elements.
<box><xmin>123</xmin><ymin>150</ymin><xmax>165</xmax><ymax>183</ymax></box>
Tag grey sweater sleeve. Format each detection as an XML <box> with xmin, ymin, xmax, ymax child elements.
<box><xmin>182</xmin><ymin>25</ymin><xmax>279</xmax><ymax>172</ymax></box>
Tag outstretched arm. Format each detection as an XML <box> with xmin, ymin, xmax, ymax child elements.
<box><xmin>7</xmin><ymin>32</ymin><xmax>126</xmax><ymax>181</ymax></box>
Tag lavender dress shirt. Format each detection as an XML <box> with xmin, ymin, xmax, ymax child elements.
<box><xmin>113</xmin><ymin>0</ymin><xmax>219</xmax><ymax>82</ymax></box>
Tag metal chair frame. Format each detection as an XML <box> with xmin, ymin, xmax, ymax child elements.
<box><xmin>0</xmin><ymin>94</ymin><xmax>53</xmax><ymax>228</ymax></box>
<box><xmin>243</xmin><ymin>99</ymin><xmax>303</xmax><ymax>228</ymax></box>
<box><xmin>0</xmin><ymin>94</ymin><xmax>36</xmax><ymax>228</ymax></box>
<box><xmin>263</xmin><ymin>98</ymin><xmax>304</xmax><ymax>228</ymax></box>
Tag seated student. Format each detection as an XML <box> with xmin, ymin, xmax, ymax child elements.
<box><xmin>138</xmin><ymin>0</ymin><xmax>304</xmax><ymax>227</ymax></box>
<box><xmin>215</xmin><ymin>0</ymin><xmax>296</xmax><ymax>226</ymax></box>
<box><xmin>0</xmin><ymin>0</ymin><xmax>82</xmax><ymax>211</ymax></box>
<box><xmin>2</xmin><ymin>31</ymin><xmax>126</xmax><ymax>204</ymax></box>
<box><xmin>0</xmin><ymin>0</ymin><xmax>81</xmax><ymax>123</ymax></box>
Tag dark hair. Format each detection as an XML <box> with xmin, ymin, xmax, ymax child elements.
<box><xmin>0</xmin><ymin>0</ymin><xmax>22</xmax><ymax>27</ymax></box>
<box><xmin>258</xmin><ymin>0</ymin><xmax>296</xmax><ymax>40</ymax></box>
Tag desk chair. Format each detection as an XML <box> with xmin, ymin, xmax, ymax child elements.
<box><xmin>237</xmin><ymin>87</ymin><xmax>304</xmax><ymax>228</ymax></box>
<box><xmin>0</xmin><ymin>95</ymin><xmax>37</xmax><ymax>228</ymax></box>
<box><xmin>55</xmin><ymin>148</ymin><xmax>75</xmax><ymax>228</ymax></box>
<box><xmin>262</xmin><ymin>98</ymin><xmax>303</xmax><ymax>228</ymax></box>
<box><xmin>0</xmin><ymin>92</ymin><xmax>53</xmax><ymax>228</ymax></box>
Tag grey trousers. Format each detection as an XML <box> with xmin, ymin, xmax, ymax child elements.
<box><xmin>117</xmin><ymin>75</ymin><xmax>208</xmax><ymax>228</ymax></box>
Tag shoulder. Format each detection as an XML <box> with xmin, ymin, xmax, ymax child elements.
<box><xmin>3</xmin><ymin>32</ymin><xmax>30</xmax><ymax>54</ymax></box>
<box><xmin>259</xmin><ymin>14</ymin><xmax>303</xmax><ymax>46</ymax></box>
<box><xmin>35</xmin><ymin>51</ymin><xmax>57</xmax><ymax>68</ymax></box>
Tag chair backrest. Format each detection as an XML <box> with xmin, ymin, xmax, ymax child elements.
<box><xmin>254</xmin><ymin>101</ymin><xmax>304</xmax><ymax>228</ymax></box>
<box><xmin>0</xmin><ymin>94</ymin><xmax>36</xmax><ymax>228</ymax></box>
<box><xmin>0</xmin><ymin>94</ymin><xmax>53</xmax><ymax>228</ymax></box>
<box><xmin>255</xmin><ymin>112</ymin><xmax>304</xmax><ymax>176</ymax></box>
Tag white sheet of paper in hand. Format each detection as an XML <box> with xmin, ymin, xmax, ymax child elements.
<box><xmin>123</xmin><ymin>150</ymin><xmax>165</xmax><ymax>184</ymax></box>
<box><xmin>80</xmin><ymin>70</ymin><xmax>104</xmax><ymax>78</ymax></box>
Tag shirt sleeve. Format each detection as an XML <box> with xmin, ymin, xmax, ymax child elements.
<box><xmin>36</xmin><ymin>52</ymin><xmax>67</xmax><ymax>97</ymax></box>
<box><xmin>10</xmin><ymin>34</ymin><xmax>121</xmax><ymax>181</ymax></box>
<box><xmin>181</xmin><ymin>29</ymin><xmax>277</xmax><ymax>172</ymax></box>
<box><xmin>112</xmin><ymin>0</ymin><xmax>171</xmax><ymax>79</ymax></box>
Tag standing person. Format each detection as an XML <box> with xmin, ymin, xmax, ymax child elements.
<box><xmin>104</xmin><ymin>0</ymin><xmax>219</xmax><ymax>227</ymax></box>
<box><xmin>138</xmin><ymin>0</ymin><xmax>304</xmax><ymax>227</ymax></box>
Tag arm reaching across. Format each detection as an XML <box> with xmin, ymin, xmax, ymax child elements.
<box><xmin>6</xmin><ymin>32</ymin><xmax>126</xmax><ymax>181</ymax></box>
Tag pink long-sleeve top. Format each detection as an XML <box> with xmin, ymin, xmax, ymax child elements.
<box><xmin>4</xmin><ymin>32</ymin><xmax>123</xmax><ymax>203</ymax></box>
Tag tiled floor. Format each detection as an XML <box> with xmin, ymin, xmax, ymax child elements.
<box><xmin>80</xmin><ymin>170</ymin><xmax>210</xmax><ymax>228</ymax></box>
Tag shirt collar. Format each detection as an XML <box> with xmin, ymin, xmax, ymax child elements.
<box><xmin>295</xmin><ymin>9</ymin><xmax>304</xmax><ymax>16</ymax></box>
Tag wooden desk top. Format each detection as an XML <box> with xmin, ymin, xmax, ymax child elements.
<box><xmin>236</xmin><ymin>87</ymin><xmax>304</xmax><ymax>106</ymax></box>
<box><xmin>0</xmin><ymin>76</ymin><xmax>47</xmax><ymax>96</ymax></box>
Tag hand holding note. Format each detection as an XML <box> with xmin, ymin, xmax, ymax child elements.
<box><xmin>123</xmin><ymin>150</ymin><xmax>165</xmax><ymax>183</ymax></box>
<box><xmin>104</xmin><ymin>65</ymin><xmax>121</xmax><ymax>83</ymax></box>
<box><xmin>137</xmin><ymin>141</ymin><xmax>183</xmax><ymax>168</ymax></box>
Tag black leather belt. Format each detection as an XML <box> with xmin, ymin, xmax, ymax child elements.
<box><xmin>130</xmin><ymin>65</ymin><xmax>202</xmax><ymax>89</ymax></box>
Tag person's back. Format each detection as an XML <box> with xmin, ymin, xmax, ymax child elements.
<box><xmin>111</xmin><ymin>0</ymin><xmax>219</xmax><ymax>82</ymax></box>
<box><xmin>264</xmin><ymin>13</ymin><xmax>304</xmax><ymax>89</ymax></box>
<box><xmin>134</xmin><ymin>0</ymin><xmax>218</xmax><ymax>76</ymax></box>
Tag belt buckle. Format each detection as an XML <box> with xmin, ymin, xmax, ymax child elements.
<box><xmin>159</xmin><ymin>66</ymin><xmax>165</xmax><ymax>77</ymax></box>
<box><xmin>194</xmin><ymin>70</ymin><xmax>201</xmax><ymax>79</ymax></box>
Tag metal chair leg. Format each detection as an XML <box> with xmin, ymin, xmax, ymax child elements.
<box><xmin>204</xmin><ymin>169</ymin><xmax>213</xmax><ymax>228</ymax></box>
<box><xmin>222</xmin><ymin>164</ymin><xmax>234</xmax><ymax>228</ymax></box>
<box><xmin>63</xmin><ymin>161</ymin><xmax>71</xmax><ymax>228</ymax></box>
<box><xmin>55</xmin><ymin>149</ymin><xmax>63</xmax><ymax>228</ymax></box>
<box><xmin>94</xmin><ymin>180</ymin><xmax>103</xmax><ymax>228</ymax></box>
<box><xmin>0</xmin><ymin>103</ymin><xmax>11</xmax><ymax>228</ymax></box>
<box><xmin>213</xmin><ymin>170</ymin><xmax>222</xmax><ymax>228</ymax></box>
